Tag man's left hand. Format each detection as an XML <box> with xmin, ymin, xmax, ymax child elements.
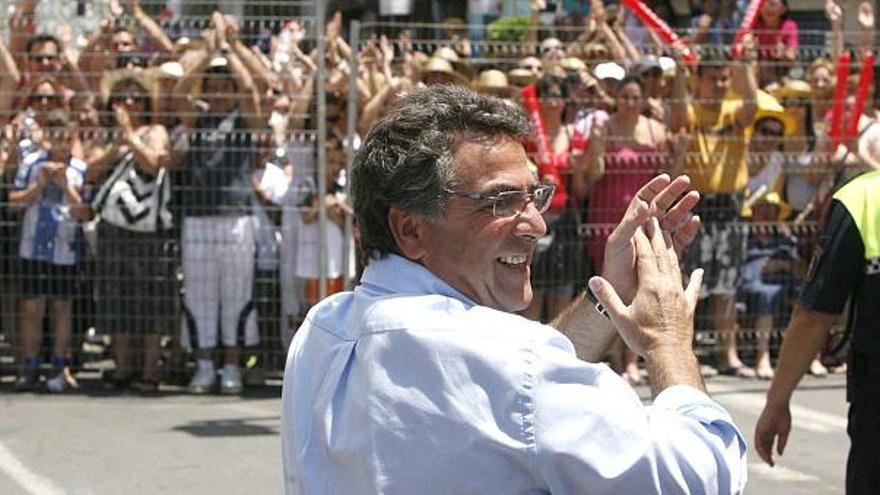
<box><xmin>601</xmin><ymin>174</ymin><xmax>701</xmax><ymax>304</ymax></box>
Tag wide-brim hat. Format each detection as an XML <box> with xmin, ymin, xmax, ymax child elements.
<box><xmin>559</xmin><ymin>57</ymin><xmax>586</xmax><ymax>73</ymax></box>
<box><xmin>751</xmin><ymin>90</ymin><xmax>797</xmax><ymax>137</ymax></box>
<box><xmin>99</xmin><ymin>68</ymin><xmax>161</xmax><ymax>111</ymax></box>
<box><xmin>507</xmin><ymin>67</ymin><xmax>537</xmax><ymax>86</ymax></box>
<box><xmin>421</xmin><ymin>57</ymin><xmax>469</xmax><ymax>86</ymax></box>
<box><xmin>472</xmin><ymin>69</ymin><xmax>512</xmax><ymax>97</ymax></box>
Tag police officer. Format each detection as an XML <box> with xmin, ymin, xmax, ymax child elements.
<box><xmin>755</xmin><ymin>170</ymin><xmax>880</xmax><ymax>494</ymax></box>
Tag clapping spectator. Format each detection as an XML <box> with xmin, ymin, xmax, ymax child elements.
<box><xmin>671</xmin><ymin>47</ymin><xmax>759</xmax><ymax>377</ymax></box>
<box><xmin>9</xmin><ymin>108</ymin><xmax>87</xmax><ymax>392</ymax></box>
<box><xmin>86</xmin><ymin>74</ymin><xmax>172</xmax><ymax>393</ymax></box>
<box><xmin>583</xmin><ymin>74</ymin><xmax>688</xmax><ymax>384</ymax></box>
<box><xmin>171</xmin><ymin>12</ymin><xmax>262</xmax><ymax>395</ymax></box>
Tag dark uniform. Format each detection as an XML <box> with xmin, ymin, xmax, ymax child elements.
<box><xmin>797</xmin><ymin>170</ymin><xmax>880</xmax><ymax>495</ymax></box>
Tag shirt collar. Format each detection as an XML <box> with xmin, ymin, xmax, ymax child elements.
<box><xmin>360</xmin><ymin>254</ymin><xmax>476</xmax><ymax>308</ymax></box>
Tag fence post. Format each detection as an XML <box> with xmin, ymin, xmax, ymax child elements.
<box><xmin>344</xmin><ymin>20</ymin><xmax>361</xmax><ymax>287</ymax></box>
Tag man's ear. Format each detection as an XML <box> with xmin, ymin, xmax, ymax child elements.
<box><xmin>388</xmin><ymin>206</ymin><xmax>428</xmax><ymax>261</ymax></box>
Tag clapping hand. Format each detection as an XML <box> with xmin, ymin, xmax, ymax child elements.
<box><xmin>590</xmin><ymin>217</ymin><xmax>703</xmax><ymax>358</ymax></box>
<box><xmin>596</xmin><ymin>174</ymin><xmax>701</xmax><ymax>305</ymax></box>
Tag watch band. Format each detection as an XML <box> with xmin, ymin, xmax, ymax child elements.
<box><xmin>586</xmin><ymin>286</ymin><xmax>611</xmax><ymax>320</ymax></box>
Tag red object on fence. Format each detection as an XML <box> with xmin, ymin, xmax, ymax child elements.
<box><xmin>520</xmin><ymin>84</ymin><xmax>568</xmax><ymax>211</ymax></box>
<box><xmin>731</xmin><ymin>0</ymin><xmax>766</xmax><ymax>59</ymax></box>
<box><xmin>845</xmin><ymin>53</ymin><xmax>876</xmax><ymax>147</ymax></box>
<box><xmin>829</xmin><ymin>51</ymin><xmax>851</xmax><ymax>150</ymax></box>
<box><xmin>521</xmin><ymin>84</ymin><xmax>551</xmax><ymax>169</ymax></box>
<box><xmin>621</xmin><ymin>0</ymin><xmax>698</xmax><ymax>64</ymax></box>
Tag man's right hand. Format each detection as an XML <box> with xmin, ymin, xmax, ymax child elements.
<box><xmin>755</xmin><ymin>402</ymin><xmax>792</xmax><ymax>467</ymax></box>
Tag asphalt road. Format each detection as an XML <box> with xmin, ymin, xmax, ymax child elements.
<box><xmin>0</xmin><ymin>373</ymin><xmax>848</xmax><ymax>495</ymax></box>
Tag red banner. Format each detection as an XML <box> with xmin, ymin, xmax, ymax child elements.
<box><xmin>845</xmin><ymin>53</ymin><xmax>876</xmax><ymax>147</ymax></box>
<box><xmin>622</xmin><ymin>0</ymin><xmax>698</xmax><ymax>64</ymax></box>
<box><xmin>731</xmin><ymin>0</ymin><xmax>767</xmax><ymax>59</ymax></box>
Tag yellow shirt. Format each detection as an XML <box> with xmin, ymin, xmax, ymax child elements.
<box><xmin>686</xmin><ymin>97</ymin><xmax>750</xmax><ymax>194</ymax></box>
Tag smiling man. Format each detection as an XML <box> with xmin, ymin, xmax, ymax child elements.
<box><xmin>281</xmin><ymin>86</ymin><xmax>748</xmax><ymax>494</ymax></box>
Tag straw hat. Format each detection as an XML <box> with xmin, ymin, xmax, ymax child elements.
<box><xmin>433</xmin><ymin>46</ymin><xmax>475</xmax><ymax>80</ymax></box>
<box><xmin>433</xmin><ymin>46</ymin><xmax>460</xmax><ymax>63</ymax></box>
<box><xmin>559</xmin><ymin>57</ymin><xmax>586</xmax><ymax>73</ymax></box>
<box><xmin>421</xmin><ymin>57</ymin><xmax>469</xmax><ymax>86</ymax></box>
<box><xmin>472</xmin><ymin>69</ymin><xmax>512</xmax><ymax>97</ymax></box>
<box><xmin>99</xmin><ymin>68</ymin><xmax>160</xmax><ymax>109</ymax></box>
<box><xmin>507</xmin><ymin>67</ymin><xmax>537</xmax><ymax>86</ymax></box>
<box><xmin>752</xmin><ymin>90</ymin><xmax>797</xmax><ymax>137</ymax></box>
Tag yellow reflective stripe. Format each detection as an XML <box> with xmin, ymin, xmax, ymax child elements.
<box><xmin>834</xmin><ymin>171</ymin><xmax>880</xmax><ymax>259</ymax></box>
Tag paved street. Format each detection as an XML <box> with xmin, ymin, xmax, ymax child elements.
<box><xmin>0</xmin><ymin>373</ymin><xmax>848</xmax><ymax>494</ymax></box>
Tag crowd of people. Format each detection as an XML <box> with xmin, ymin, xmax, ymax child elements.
<box><xmin>0</xmin><ymin>0</ymin><xmax>874</xmax><ymax>394</ymax></box>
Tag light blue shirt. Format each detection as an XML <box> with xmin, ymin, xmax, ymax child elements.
<box><xmin>282</xmin><ymin>254</ymin><xmax>747</xmax><ymax>494</ymax></box>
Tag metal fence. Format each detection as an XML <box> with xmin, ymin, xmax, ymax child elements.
<box><xmin>1</xmin><ymin>7</ymin><xmax>864</xmax><ymax>390</ymax></box>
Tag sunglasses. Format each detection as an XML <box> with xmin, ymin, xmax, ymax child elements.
<box><xmin>28</xmin><ymin>53</ymin><xmax>58</xmax><ymax>63</ymax></box>
<box><xmin>448</xmin><ymin>183</ymin><xmax>556</xmax><ymax>217</ymax></box>
<box><xmin>28</xmin><ymin>93</ymin><xmax>62</xmax><ymax>106</ymax></box>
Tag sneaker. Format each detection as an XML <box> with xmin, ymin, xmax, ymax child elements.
<box><xmin>187</xmin><ymin>361</ymin><xmax>217</xmax><ymax>394</ymax></box>
<box><xmin>220</xmin><ymin>365</ymin><xmax>242</xmax><ymax>395</ymax></box>
<box><xmin>15</xmin><ymin>368</ymin><xmax>40</xmax><ymax>392</ymax></box>
<box><xmin>45</xmin><ymin>371</ymin><xmax>67</xmax><ymax>393</ymax></box>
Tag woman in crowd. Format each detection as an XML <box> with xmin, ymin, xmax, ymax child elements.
<box><xmin>170</xmin><ymin>25</ymin><xmax>262</xmax><ymax>395</ymax></box>
<box><xmin>583</xmin><ymin>74</ymin><xmax>685</xmax><ymax>384</ymax></box>
<box><xmin>295</xmin><ymin>135</ymin><xmax>351</xmax><ymax>309</ymax></box>
<box><xmin>86</xmin><ymin>75</ymin><xmax>172</xmax><ymax>392</ymax></box>
<box><xmin>754</xmin><ymin>0</ymin><xmax>798</xmax><ymax>88</ymax></box>
<box><xmin>523</xmin><ymin>74</ymin><xmax>590</xmax><ymax>322</ymax></box>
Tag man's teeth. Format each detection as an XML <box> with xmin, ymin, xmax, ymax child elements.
<box><xmin>498</xmin><ymin>255</ymin><xmax>527</xmax><ymax>266</ymax></box>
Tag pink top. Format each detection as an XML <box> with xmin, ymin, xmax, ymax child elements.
<box><xmin>755</xmin><ymin>18</ymin><xmax>798</xmax><ymax>59</ymax></box>
<box><xmin>587</xmin><ymin>129</ymin><xmax>661</xmax><ymax>267</ymax></box>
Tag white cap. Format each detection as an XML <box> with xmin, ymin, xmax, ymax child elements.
<box><xmin>160</xmin><ymin>61</ymin><xmax>184</xmax><ymax>78</ymax></box>
<box><xmin>593</xmin><ymin>62</ymin><xmax>625</xmax><ymax>81</ymax></box>
<box><xmin>658</xmin><ymin>56</ymin><xmax>676</xmax><ymax>73</ymax></box>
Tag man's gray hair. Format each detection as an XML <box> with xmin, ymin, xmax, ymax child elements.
<box><xmin>352</xmin><ymin>85</ymin><xmax>530</xmax><ymax>261</ymax></box>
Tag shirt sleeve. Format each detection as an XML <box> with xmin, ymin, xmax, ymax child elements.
<box><xmin>798</xmin><ymin>199</ymin><xmax>864</xmax><ymax>314</ymax></box>
<box><xmin>13</xmin><ymin>155</ymin><xmax>36</xmax><ymax>191</ymax></box>
<box><xmin>529</xmin><ymin>345</ymin><xmax>747</xmax><ymax>494</ymax></box>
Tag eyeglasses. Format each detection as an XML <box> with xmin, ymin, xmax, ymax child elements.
<box><xmin>448</xmin><ymin>183</ymin><xmax>556</xmax><ymax>217</ymax></box>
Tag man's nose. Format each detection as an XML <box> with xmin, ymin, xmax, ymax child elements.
<box><xmin>517</xmin><ymin>201</ymin><xmax>548</xmax><ymax>238</ymax></box>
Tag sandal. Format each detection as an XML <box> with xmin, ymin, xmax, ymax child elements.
<box><xmin>718</xmin><ymin>366</ymin><xmax>757</xmax><ymax>379</ymax></box>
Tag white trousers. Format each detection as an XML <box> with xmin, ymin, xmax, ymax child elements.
<box><xmin>279</xmin><ymin>208</ymin><xmax>303</xmax><ymax>351</ymax></box>
<box><xmin>181</xmin><ymin>216</ymin><xmax>258</xmax><ymax>349</ymax></box>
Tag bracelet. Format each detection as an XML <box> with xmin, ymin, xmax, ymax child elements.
<box><xmin>586</xmin><ymin>286</ymin><xmax>611</xmax><ymax>320</ymax></box>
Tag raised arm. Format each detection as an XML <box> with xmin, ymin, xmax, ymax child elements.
<box><xmin>130</xmin><ymin>0</ymin><xmax>175</xmax><ymax>54</ymax></box>
<box><xmin>0</xmin><ymin>37</ymin><xmax>21</xmax><ymax>121</ymax></box>
<box><xmin>668</xmin><ymin>57</ymin><xmax>689</xmax><ymax>134</ymax></box>
<box><xmin>8</xmin><ymin>0</ymin><xmax>37</xmax><ymax>69</ymax></box>
<box><xmin>171</xmin><ymin>44</ymin><xmax>212</xmax><ymax>130</ymax></box>
<box><xmin>732</xmin><ymin>45</ymin><xmax>758</xmax><ymax>128</ymax></box>
<box><xmin>825</xmin><ymin>0</ymin><xmax>844</xmax><ymax>60</ymax></box>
